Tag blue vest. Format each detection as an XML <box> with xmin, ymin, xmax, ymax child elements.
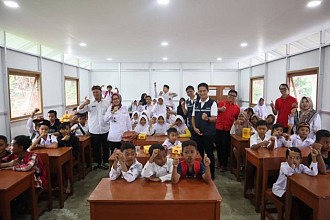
<box><xmin>186</xmin><ymin>99</ymin><xmax>195</xmax><ymax>128</ymax></box>
<box><xmin>194</xmin><ymin>99</ymin><xmax>216</xmax><ymax>136</ymax></box>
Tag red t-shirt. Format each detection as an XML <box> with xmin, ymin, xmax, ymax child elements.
<box><xmin>216</xmin><ymin>100</ymin><xmax>240</xmax><ymax>131</ymax></box>
<box><xmin>275</xmin><ymin>95</ymin><xmax>297</xmax><ymax>128</ymax></box>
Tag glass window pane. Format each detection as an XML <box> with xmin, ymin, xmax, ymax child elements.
<box><xmin>289</xmin><ymin>74</ymin><xmax>318</xmax><ymax>108</ymax></box>
<box><xmin>41</xmin><ymin>45</ymin><xmax>62</xmax><ymax>62</ymax></box>
<box><xmin>251</xmin><ymin>78</ymin><xmax>264</xmax><ymax>105</ymax></box>
<box><xmin>6</xmin><ymin>32</ymin><xmax>39</xmax><ymax>55</ymax></box>
<box><xmin>65</xmin><ymin>79</ymin><xmax>78</xmax><ymax>106</ymax></box>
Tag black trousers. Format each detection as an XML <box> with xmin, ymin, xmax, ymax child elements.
<box><xmin>216</xmin><ymin>129</ymin><xmax>231</xmax><ymax>168</ymax></box>
<box><xmin>108</xmin><ymin>141</ymin><xmax>122</xmax><ymax>155</ymax></box>
<box><xmin>194</xmin><ymin>134</ymin><xmax>215</xmax><ymax>179</ymax></box>
<box><xmin>90</xmin><ymin>132</ymin><xmax>109</xmax><ymax>165</ymax></box>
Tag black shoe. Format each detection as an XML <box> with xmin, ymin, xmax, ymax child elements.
<box><xmin>93</xmin><ymin>164</ymin><xmax>101</xmax><ymax>170</ymax></box>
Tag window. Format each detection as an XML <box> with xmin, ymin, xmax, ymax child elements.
<box><xmin>65</xmin><ymin>77</ymin><xmax>79</xmax><ymax>107</ymax></box>
<box><xmin>8</xmin><ymin>68</ymin><xmax>43</xmax><ymax>121</ymax></box>
<box><xmin>287</xmin><ymin>68</ymin><xmax>318</xmax><ymax>109</ymax></box>
<box><xmin>250</xmin><ymin>77</ymin><xmax>264</xmax><ymax>106</ymax></box>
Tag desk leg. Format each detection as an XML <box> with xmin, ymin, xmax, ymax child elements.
<box><xmin>69</xmin><ymin>155</ymin><xmax>74</xmax><ymax>195</ymax></box>
<box><xmin>285</xmin><ymin>179</ymin><xmax>292</xmax><ymax>220</ymax></box>
<box><xmin>80</xmin><ymin>144</ymin><xmax>86</xmax><ymax>179</ymax></box>
<box><xmin>1</xmin><ymin>200</ymin><xmax>11</xmax><ymax>220</ymax></box>
<box><xmin>57</xmin><ymin>161</ymin><xmax>64</xmax><ymax>209</ymax></box>
<box><xmin>30</xmin><ymin>174</ymin><xmax>37</xmax><ymax>220</ymax></box>
<box><xmin>255</xmin><ymin>160</ymin><xmax>262</xmax><ymax>212</ymax></box>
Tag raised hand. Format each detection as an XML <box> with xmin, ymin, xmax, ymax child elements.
<box><xmin>204</xmin><ymin>154</ymin><xmax>211</xmax><ymax>166</ymax></box>
<box><xmin>311</xmin><ymin>148</ymin><xmax>319</xmax><ymax>157</ymax></box>
<box><xmin>84</xmin><ymin>96</ymin><xmax>90</xmax><ymax>105</ymax></box>
<box><xmin>270</xmin><ymin>101</ymin><xmax>274</xmax><ymax>108</ymax></box>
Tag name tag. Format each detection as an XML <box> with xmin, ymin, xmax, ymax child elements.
<box><xmin>91</xmin><ymin>105</ymin><xmax>96</xmax><ymax>108</ymax></box>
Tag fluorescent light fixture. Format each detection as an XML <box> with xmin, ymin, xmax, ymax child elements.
<box><xmin>3</xmin><ymin>1</ymin><xmax>19</xmax><ymax>8</ymax></box>
<box><xmin>79</xmin><ymin>42</ymin><xmax>87</xmax><ymax>47</ymax></box>
<box><xmin>157</xmin><ymin>0</ymin><xmax>169</xmax><ymax>5</ymax></box>
<box><xmin>162</xmin><ymin>57</ymin><xmax>168</xmax><ymax>61</ymax></box>
<box><xmin>107</xmin><ymin>58</ymin><xmax>112</xmax><ymax>61</ymax></box>
<box><xmin>307</xmin><ymin>0</ymin><xmax>321</xmax><ymax>7</ymax></box>
<box><xmin>240</xmin><ymin>42</ymin><xmax>248</xmax><ymax>47</ymax></box>
<box><xmin>161</xmin><ymin>41</ymin><xmax>168</xmax><ymax>46</ymax></box>
<box><xmin>217</xmin><ymin>57</ymin><xmax>222</xmax><ymax>61</ymax></box>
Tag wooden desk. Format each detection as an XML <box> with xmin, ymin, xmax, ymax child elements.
<box><xmin>244</xmin><ymin>147</ymin><xmax>310</xmax><ymax>212</ymax></box>
<box><xmin>132</xmin><ymin>136</ymin><xmax>190</xmax><ymax>147</ymax></box>
<box><xmin>88</xmin><ymin>178</ymin><xmax>222</xmax><ymax>220</ymax></box>
<box><xmin>0</xmin><ymin>170</ymin><xmax>37</xmax><ymax>220</ymax></box>
<box><xmin>286</xmin><ymin>173</ymin><xmax>330</xmax><ymax>220</ymax></box>
<box><xmin>32</xmin><ymin>147</ymin><xmax>73</xmax><ymax>209</ymax></box>
<box><xmin>230</xmin><ymin>134</ymin><xmax>249</xmax><ymax>181</ymax></box>
<box><xmin>78</xmin><ymin>136</ymin><xmax>92</xmax><ymax>178</ymax></box>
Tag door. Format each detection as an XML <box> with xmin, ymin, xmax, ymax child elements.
<box><xmin>209</xmin><ymin>85</ymin><xmax>235</xmax><ymax>102</ymax></box>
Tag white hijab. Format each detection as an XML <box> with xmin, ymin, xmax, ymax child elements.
<box><xmin>151</xmin><ymin>97</ymin><xmax>167</xmax><ymax>116</ymax></box>
<box><xmin>134</xmin><ymin>115</ymin><xmax>149</xmax><ymax>134</ymax></box>
<box><xmin>153</xmin><ymin>114</ymin><xmax>168</xmax><ymax>135</ymax></box>
<box><xmin>173</xmin><ymin>115</ymin><xmax>187</xmax><ymax>135</ymax></box>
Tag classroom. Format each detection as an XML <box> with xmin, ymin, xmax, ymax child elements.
<box><xmin>0</xmin><ymin>0</ymin><xmax>330</xmax><ymax>220</ymax></box>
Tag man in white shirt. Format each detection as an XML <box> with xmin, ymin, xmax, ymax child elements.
<box><xmin>144</xmin><ymin>95</ymin><xmax>153</xmax><ymax>117</ymax></box>
<box><xmin>78</xmin><ymin>85</ymin><xmax>110</xmax><ymax>170</ymax></box>
<box><xmin>154</xmin><ymin>82</ymin><xmax>177</xmax><ymax>108</ymax></box>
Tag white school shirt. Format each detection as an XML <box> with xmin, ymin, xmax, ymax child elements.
<box><xmin>272</xmin><ymin>161</ymin><xmax>318</xmax><ymax>197</ymax></box>
<box><xmin>77</xmin><ymin>99</ymin><xmax>110</xmax><ymax>134</ymax></box>
<box><xmin>141</xmin><ymin>158</ymin><xmax>174</xmax><ymax>182</ymax></box>
<box><xmin>154</xmin><ymin>87</ymin><xmax>177</xmax><ymax>108</ymax></box>
<box><xmin>273</xmin><ymin>136</ymin><xmax>292</xmax><ymax>148</ymax></box>
<box><xmin>288</xmin><ymin>114</ymin><xmax>322</xmax><ymax>140</ymax></box>
<box><xmin>290</xmin><ymin>134</ymin><xmax>314</xmax><ymax>148</ymax></box>
<box><xmin>151</xmin><ymin>103</ymin><xmax>167</xmax><ymax>116</ymax></box>
<box><xmin>162</xmin><ymin>139</ymin><xmax>181</xmax><ymax>150</ymax></box>
<box><xmin>109</xmin><ymin>159</ymin><xmax>143</xmax><ymax>183</ymax></box>
<box><xmin>250</xmin><ymin>133</ymin><xmax>271</xmax><ymax>148</ymax></box>
<box><xmin>71</xmin><ymin>123</ymin><xmax>89</xmax><ymax>136</ymax></box>
<box><xmin>144</xmin><ymin>104</ymin><xmax>154</xmax><ymax>117</ymax></box>
<box><xmin>104</xmin><ymin>106</ymin><xmax>132</xmax><ymax>142</ymax></box>
<box><xmin>32</xmin><ymin>134</ymin><xmax>58</xmax><ymax>145</ymax></box>
<box><xmin>151</xmin><ymin>123</ymin><xmax>169</xmax><ymax>135</ymax></box>
<box><xmin>253</xmin><ymin>104</ymin><xmax>268</xmax><ymax>120</ymax></box>
<box><xmin>191</xmin><ymin>97</ymin><xmax>218</xmax><ymax>117</ymax></box>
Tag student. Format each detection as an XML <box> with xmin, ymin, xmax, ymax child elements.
<box><xmin>58</xmin><ymin>123</ymin><xmax>80</xmax><ymax>160</ymax></box>
<box><xmin>0</xmin><ymin>135</ymin><xmax>10</xmax><ymax>159</ymax></box>
<box><xmin>139</xmin><ymin>93</ymin><xmax>147</xmax><ymax>106</ymax></box>
<box><xmin>271</xmin><ymin>123</ymin><xmax>292</xmax><ymax>148</ymax></box>
<box><xmin>144</xmin><ymin>95</ymin><xmax>154</xmax><ymax>117</ymax></box>
<box><xmin>171</xmin><ymin>115</ymin><xmax>191</xmax><ymax>138</ymax></box>
<box><xmin>162</xmin><ymin>128</ymin><xmax>181</xmax><ymax>150</ymax></box>
<box><xmin>154</xmin><ymin>82</ymin><xmax>178</xmax><ymax>108</ymax></box>
<box><xmin>151</xmin><ymin>96</ymin><xmax>167</xmax><ymax>116</ymax></box>
<box><xmin>109</xmin><ymin>142</ymin><xmax>143</xmax><ymax>182</ymax></box>
<box><xmin>171</xmin><ymin>140</ymin><xmax>211</xmax><ymax>184</ymax></box>
<box><xmin>253</xmin><ymin>97</ymin><xmax>268</xmax><ymax>120</ymax></box>
<box><xmin>291</xmin><ymin>122</ymin><xmax>314</xmax><ymax>147</ymax></box>
<box><xmin>266</xmin><ymin>114</ymin><xmax>276</xmax><ymax>132</ymax></box>
<box><xmin>230</xmin><ymin>112</ymin><xmax>251</xmax><ymax>135</ymax></box>
<box><xmin>308</xmin><ymin>129</ymin><xmax>330</xmax><ymax>174</ymax></box>
<box><xmin>141</xmin><ymin>110</ymin><xmax>150</xmax><ymax>120</ymax></box>
<box><xmin>245</xmin><ymin>107</ymin><xmax>254</xmax><ymax>120</ymax></box>
<box><xmin>28</xmin><ymin>120</ymin><xmax>58</xmax><ymax>151</ymax></box>
<box><xmin>250</xmin><ymin>114</ymin><xmax>259</xmax><ymax>134</ymax></box>
<box><xmin>134</xmin><ymin>115</ymin><xmax>152</xmax><ymax>135</ymax></box>
<box><xmin>48</xmin><ymin>110</ymin><xmax>61</xmax><ymax>136</ymax></box>
<box><xmin>131</xmin><ymin>111</ymin><xmax>139</xmax><ymax>130</ymax></box>
<box><xmin>26</xmin><ymin>108</ymin><xmax>43</xmax><ymax>140</ymax></box>
<box><xmin>102</xmin><ymin>85</ymin><xmax>119</xmax><ymax>102</ymax></box>
<box><xmin>250</xmin><ymin>120</ymin><xmax>275</xmax><ymax>150</ymax></box>
<box><xmin>71</xmin><ymin>112</ymin><xmax>89</xmax><ymax>136</ymax></box>
<box><xmin>141</xmin><ymin>144</ymin><xmax>173</xmax><ymax>182</ymax></box>
<box><xmin>151</xmin><ymin>114</ymin><xmax>169</xmax><ymax>136</ymax></box>
<box><xmin>176</xmin><ymin>97</ymin><xmax>187</xmax><ymax>123</ymax></box>
<box><xmin>166</xmin><ymin>106</ymin><xmax>177</xmax><ymax>124</ymax></box>
<box><xmin>129</xmin><ymin>100</ymin><xmax>138</xmax><ymax>113</ymax></box>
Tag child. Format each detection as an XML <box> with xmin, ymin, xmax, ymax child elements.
<box><xmin>0</xmin><ymin>135</ymin><xmax>10</xmax><ymax>159</ymax></box>
<box><xmin>266</xmin><ymin>114</ymin><xmax>275</xmax><ymax>132</ymax></box>
<box><xmin>171</xmin><ymin>140</ymin><xmax>211</xmax><ymax>184</ymax></box>
<box><xmin>230</xmin><ymin>112</ymin><xmax>251</xmax><ymax>135</ymax></box>
<box><xmin>249</xmin><ymin>114</ymin><xmax>259</xmax><ymax>134</ymax></box>
<box><xmin>28</xmin><ymin>120</ymin><xmax>58</xmax><ymax>151</ymax></box>
<box><xmin>291</xmin><ymin>122</ymin><xmax>314</xmax><ymax>147</ymax></box>
<box><xmin>151</xmin><ymin>96</ymin><xmax>167</xmax><ymax>116</ymax></box>
<box><xmin>171</xmin><ymin>115</ymin><xmax>191</xmax><ymax>138</ymax></box>
<box><xmin>134</xmin><ymin>115</ymin><xmax>152</xmax><ymax>135</ymax></box>
<box><xmin>131</xmin><ymin>111</ymin><xmax>139</xmax><ymax>130</ymax></box>
<box><xmin>272</xmin><ymin>147</ymin><xmax>318</xmax><ymax>199</ymax></box>
<box><xmin>250</xmin><ymin>120</ymin><xmax>275</xmax><ymax>150</ymax></box>
<box><xmin>151</xmin><ymin>114</ymin><xmax>169</xmax><ymax>136</ymax></box>
<box><xmin>166</xmin><ymin>106</ymin><xmax>176</xmax><ymax>124</ymax></box>
<box><xmin>141</xmin><ymin>144</ymin><xmax>173</xmax><ymax>182</ymax></box>
<box><xmin>26</xmin><ymin>108</ymin><xmax>44</xmax><ymax>140</ymax></box>
<box><xmin>109</xmin><ymin>142</ymin><xmax>143</xmax><ymax>182</ymax></box>
<box><xmin>141</xmin><ymin>110</ymin><xmax>150</xmax><ymax>120</ymax></box>
<box><xmin>48</xmin><ymin>110</ymin><xmax>61</xmax><ymax>136</ymax></box>
<box><xmin>162</xmin><ymin>127</ymin><xmax>181</xmax><ymax>150</ymax></box>
<box><xmin>71</xmin><ymin>112</ymin><xmax>89</xmax><ymax>136</ymax></box>
<box><xmin>309</xmin><ymin>129</ymin><xmax>330</xmax><ymax>174</ymax></box>
<box><xmin>271</xmin><ymin>123</ymin><xmax>292</xmax><ymax>148</ymax></box>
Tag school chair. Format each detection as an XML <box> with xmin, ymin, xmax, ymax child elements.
<box><xmin>260</xmin><ymin>157</ymin><xmax>286</xmax><ymax>220</ymax></box>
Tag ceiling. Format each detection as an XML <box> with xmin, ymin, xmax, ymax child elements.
<box><xmin>0</xmin><ymin>0</ymin><xmax>330</xmax><ymax>64</ymax></box>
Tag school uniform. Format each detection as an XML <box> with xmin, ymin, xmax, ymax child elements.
<box><xmin>155</xmin><ymin>87</ymin><xmax>177</xmax><ymax>108</ymax></box>
<box><xmin>185</xmin><ymin>95</ymin><xmax>198</xmax><ymax>129</ymax></box>
<box><xmin>134</xmin><ymin>115</ymin><xmax>151</xmax><ymax>135</ymax></box>
<box><xmin>49</xmin><ymin>119</ymin><xmax>61</xmax><ymax>134</ymax></box>
<box><xmin>274</xmin><ymin>136</ymin><xmax>292</xmax><ymax>148</ymax></box>
<box><xmin>141</xmin><ymin>158</ymin><xmax>173</xmax><ymax>182</ymax></box>
<box><xmin>31</xmin><ymin>134</ymin><xmax>58</xmax><ymax>147</ymax></box>
<box><xmin>162</xmin><ymin>139</ymin><xmax>181</xmax><ymax>150</ymax></box>
<box><xmin>57</xmin><ymin>134</ymin><xmax>80</xmax><ymax>159</ymax></box>
<box><xmin>272</xmin><ymin>161</ymin><xmax>318</xmax><ymax>197</ymax></box>
<box><xmin>290</xmin><ymin>134</ymin><xmax>314</xmax><ymax>147</ymax></box>
<box><xmin>27</xmin><ymin>117</ymin><xmax>39</xmax><ymax>140</ymax></box>
<box><xmin>253</xmin><ymin>103</ymin><xmax>268</xmax><ymax>120</ymax></box>
<box><xmin>250</xmin><ymin>133</ymin><xmax>272</xmax><ymax>148</ymax></box>
<box><xmin>71</xmin><ymin>123</ymin><xmax>89</xmax><ymax>136</ymax></box>
<box><xmin>288</xmin><ymin>113</ymin><xmax>321</xmax><ymax>140</ymax></box>
<box><xmin>144</xmin><ymin>104</ymin><xmax>153</xmax><ymax>117</ymax></box>
<box><xmin>151</xmin><ymin>123</ymin><xmax>169</xmax><ymax>135</ymax></box>
<box><xmin>109</xmin><ymin>159</ymin><xmax>143</xmax><ymax>182</ymax></box>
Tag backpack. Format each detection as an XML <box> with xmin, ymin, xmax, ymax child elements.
<box><xmin>180</xmin><ymin>160</ymin><xmax>201</xmax><ymax>178</ymax></box>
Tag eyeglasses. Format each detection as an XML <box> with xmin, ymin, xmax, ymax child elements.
<box><xmin>279</xmin><ymin>87</ymin><xmax>288</xmax><ymax>91</ymax></box>
<box><xmin>228</xmin><ymin>94</ymin><xmax>237</xmax><ymax>97</ymax></box>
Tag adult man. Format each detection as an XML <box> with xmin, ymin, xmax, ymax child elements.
<box><xmin>144</xmin><ymin>95</ymin><xmax>153</xmax><ymax>117</ymax></box>
<box><xmin>78</xmin><ymin>85</ymin><xmax>110</xmax><ymax>169</ymax></box>
<box><xmin>216</xmin><ymin>90</ymin><xmax>240</xmax><ymax>172</ymax></box>
<box><xmin>191</xmin><ymin>83</ymin><xmax>217</xmax><ymax>179</ymax></box>
<box><xmin>270</xmin><ymin>83</ymin><xmax>297</xmax><ymax>133</ymax></box>
<box><xmin>182</xmin><ymin>85</ymin><xmax>199</xmax><ymax>134</ymax></box>
<box><xmin>154</xmin><ymin>82</ymin><xmax>177</xmax><ymax>108</ymax></box>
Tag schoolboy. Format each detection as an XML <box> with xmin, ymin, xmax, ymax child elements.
<box><xmin>0</xmin><ymin>135</ymin><xmax>10</xmax><ymax>159</ymax></box>
<box><xmin>48</xmin><ymin>110</ymin><xmax>61</xmax><ymax>136</ymax></box>
<box><xmin>71</xmin><ymin>112</ymin><xmax>89</xmax><ymax>136</ymax></box>
<box><xmin>291</xmin><ymin>122</ymin><xmax>314</xmax><ymax>147</ymax></box>
<box><xmin>28</xmin><ymin>120</ymin><xmax>58</xmax><ymax>151</ymax></box>
<box><xmin>309</xmin><ymin>129</ymin><xmax>330</xmax><ymax>174</ymax></box>
<box><xmin>162</xmin><ymin>127</ymin><xmax>181</xmax><ymax>150</ymax></box>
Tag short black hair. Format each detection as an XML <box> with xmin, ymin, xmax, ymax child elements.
<box><xmin>72</xmin><ymin>107</ymin><xmax>77</xmax><ymax>111</ymax></box>
<box><xmin>256</xmin><ymin>120</ymin><xmax>268</xmax><ymax>128</ymax></box>
<box><xmin>286</xmin><ymin>147</ymin><xmax>302</xmax><ymax>159</ymax></box>
<box><xmin>228</xmin><ymin>89</ymin><xmax>238</xmax><ymax>96</ymax></box>
<box><xmin>107</xmin><ymin>85</ymin><xmax>112</xmax><ymax>89</ymax></box>
<box><xmin>316</xmin><ymin>129</ymin><xmax>330</xmax><ymax>142</ymax></box>
<box><xmin>0</xmin><ymin>135</ymin><xmax>8</xmax><ymax>144</ymax></box>
<box><xmin>59</xmin><ymin>123</ymin><xmax>70</xmax><ymax>130</ymax></box>
<box><xmin>246</xmin><ymin>107</ymin><xmax>254</xmax><ymax>114</ymax></box>
<box><xmin>120</xmin><ymin>142</ymin><xmax>135</xmax><ymax>152</ymax></box>
<box><xmin>48</xmin><ymin>110</ymin><xmax>57</xmax><ymax>117</ymax></box>
<box><xmin>198</xmin><ymin>82</ymin><xmax>209</xmax><ymax>91</ymax></box>
<box><xmin>163</xmin><ymin>85</ymin><xmax>169</xmax><ymax>89</ymax></box>
<box><xmin>167</xmin><ymin>127</ymin><xmax>178</xmax><ymax>135</ymax></box>
<box><xmin>13</xmin><ymin>135</ymin><xmax>32</xmax><ymax>151</ymax></box>
<box><xmin>279</xmin><ymin>83</ymin><xmax>289</xmax><ymax>90</ymax></box>
<box><xmin>91</xmin><ymin>85</ymin><xmax>102</xmax><ymax>91</ymax></box>
<box><xmin>145</xmin><ymin>95</ymin><xmax>152</xmax><ymax>99</ymax></box>
<box><xmin>182</xmin><ymin>140</ymin><xmax>197</xmax><ymax>150</ymax></box>
<box><xmin>185</xmin><ymin>85</ymin><xmax>195</xmax><ymax>91</ymax></box>
<box><xmin>148</xmin><ymin>144</ymin><xmax>166</xmax><ymax>156</ymax></box>
<box><xmin>77</xmin><ymin>112</ymin><xmax>87</xmax><ymax>118</ymax></box>
<box><xmin>272</xmin><ymin>123</ymin><xmax>284</xmax><ymax>133</ymax></box>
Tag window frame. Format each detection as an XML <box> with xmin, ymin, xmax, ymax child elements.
<box><xmin>64</xmin><ymin>76</ymin><xmax>80</xmax><ymax>108</ymax></box>
<box><xmin>249</xmin><ymin>76</ymin><xmax>264</xmax><ymax>106</ymax></box>
<box><xmin>287</xmin><ymin>67</ymin><xmax>319</xmax><ymax>110</ymax></box>
<box><xmin>8</xmin><ymin>68</ymin><xmax>43</xmax><ymax>121</ymax></box>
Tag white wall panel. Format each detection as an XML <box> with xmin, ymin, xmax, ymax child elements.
<box><xmin>322</xmin><ymin>47</ymin><xmax>330</xmax><ymax>111</ymax></box>
<box><xmin>251</xmin><ymin>65</ymin><xmax>265</xmax><ymax>77</ymax></box>
<box><xmin>212</xmin><ymin>71</ymin><xmax>238</xmax><ymax>89</ymax></box>
<box><xmin>290</xmin><ymin>50</ymin><xmax>319</xmax><ymax>71</ymax></box>
<box><xmin>7</xmin><ymin>50</ymin><xmax>38</xmax><ymax>71</ymax></box>
<box><xmin>213</xmin><ymin>61</ymin><xmax>238</xmax><ymax>70</ymax></box>
<box><xmin>79</xmin><ymin>69</ymin><xmax>90</xmax><ymax>101</ymax></box>
<box><xmin>151</xmin><ymin>63</ymin><xmax>180</xmax><ymax>70</ymax></box>
<box><xmin>90</xmin><ymin>71</ymin><xmax>120</xmax><ymax>99</ymax></box>
<box><xmin>266</xmin><ymin>59</ymin><xmax>286</xmax><ymax>105</ymax></box>
<box><xmin>92</xmin><ymin>62</ymin><xmax>119</xmax><ymax>70</ymax></box>
<box><xmin>121</xmin><ymin>63</ymin><xmax>149</xmax><ymax>70</ymax></box>
<box><xmin>120</xmin><ymin>71</ymin><xmax>150</xmax><ymax>101</ymax></box>
<box><xmin>182</xmin><ymin>63</ymin><xmax>210</xmax><ymax>70</ymax></box>
<box><xmin>64</xmin><ymin>65</ymin><xmax>78</xmax><ymax>77</ymax></box>
<box><xmin>239</xmin><ymin>69</ymin><xmax>250</xmax><ymax>105</ymax></box>
<box><xmin>182</xmin><ymin>71</ymin><xmax>210</xmax><ymax>97</ymax></box>
<box><xmin>151</xmin><ymin>71</ymin><xmax>181</xmax><ymax>100</ymax></box>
